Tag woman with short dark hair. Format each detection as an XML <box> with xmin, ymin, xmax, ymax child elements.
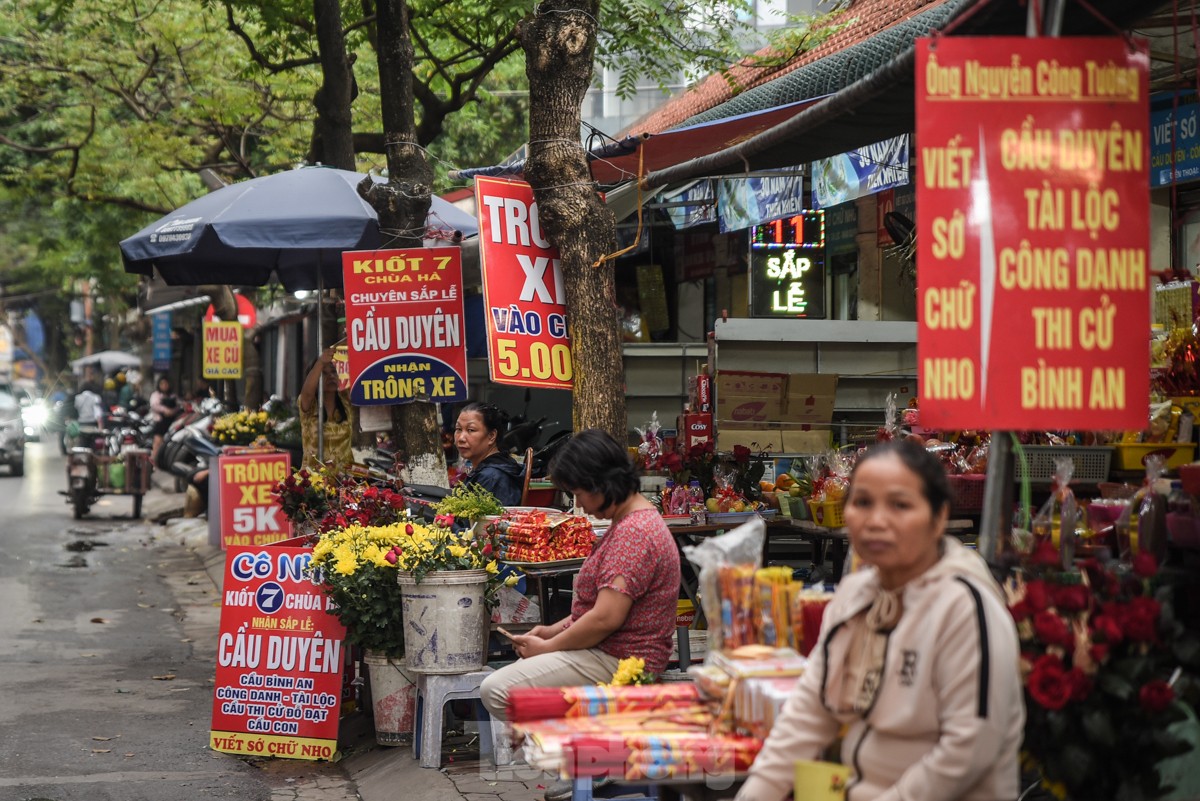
<box><xmin>480</xmin><ymin>430</ymin><xmax>681</xmax><ymax>758</ymax></box>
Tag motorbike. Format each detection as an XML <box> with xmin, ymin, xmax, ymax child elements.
<box><xmin>63</xmin><ymin>425</ymin><xmax>151</xmax><ymax>520</ymax></box>
<box><xmin>157</xmin><ymin>397</ymin><xmax>224</xmax><ymax>490</ymax></box>
<box><xmin>169</xmin><ymin>424</ymin><xmax>222</xmax><ymax>517</ymax></box>
<box><xmin>362</xmin><ymin>447</ymin><xmax>449</xmax><ymax>522</ymax></box>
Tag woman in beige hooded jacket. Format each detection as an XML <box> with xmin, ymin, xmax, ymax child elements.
<box><xmin>736</xmin><ymin>440</ymin><xmax>1024</xmax><ymax>801</ymax></box>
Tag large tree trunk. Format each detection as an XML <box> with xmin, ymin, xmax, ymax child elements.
<box><xmin>309</xmin><ymin>0</ymin><xmax>357</xmax><ymax>170</ymax></box>
<box><xmin>518</xmin><ymin>0</ymin><xmax>626</xmax><ymax>443</ymax></box>
<box><xmin>359</xmin><ymin>0</ymin><xmax>447</xmax><ymax>487</ymax></box>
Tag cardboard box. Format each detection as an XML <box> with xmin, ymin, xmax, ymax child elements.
<box><xmin>677</xmin><ymin>412</ymin><xmax>713</xmax><ymax>451</ymax></box>
<box><xmin>716</xmin><ymin>425</ymin><xmax>783</xmax><ymax>454</ymax></box>
<box><xmin>783</xmin><ymin>374</ymin><xmax>838</xmax><ymax>424</ymax></box>
<box><xmin>717</xmin><ymin>371</ymin><xmax>787</xmax><ymax>423</ymax></box>
<box><xmin>781</xmin><ymin>429</ymin><xmax>832</xmax><ymax>453</ymax></box>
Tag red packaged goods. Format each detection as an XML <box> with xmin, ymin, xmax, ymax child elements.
<box><xmin>493</xmin><ymin>509</ymin><xmax>596</xmax><ymax>563</ymax></box>
<box><xmin>676</xmin><ymin>413</ymin><xmax>713</xmax><ymax>451</ymax></box>
<box><xmin>507</xmin><ymin>683</ymin><xmax>702</xmax><ymax>722</ymax></box>
<box><xmin>689</xmin><ymin>374</ymin><xmax>712</xmax><ymax>412</ymax></box>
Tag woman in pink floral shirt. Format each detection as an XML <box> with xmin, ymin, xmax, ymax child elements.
<box><xmin>481</xmin><ymin>429</ymin><xmax>681</xmax><ymax>722</ymax></box>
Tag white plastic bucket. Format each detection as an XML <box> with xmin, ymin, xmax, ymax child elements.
<box><xmin>396</xmin><ymin>570</ymin><xmax>489</xmax><ymax>674</ymax></box>
<box><xmin>362</xmin><ymin>650</ymin><xmax>417</xmax><ymax>745</ymax></box>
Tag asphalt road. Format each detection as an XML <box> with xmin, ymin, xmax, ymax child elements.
<box><xmin>0</xmin><ymin>441</ymin><xmax>353</xmax><ymax>801</ymax></box>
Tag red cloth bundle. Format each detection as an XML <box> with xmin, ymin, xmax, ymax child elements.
<box><xmin>507</xmin><ymin>683</ymin><xmax>703</xmax><ymax>722</ymax></box>
<box><xmin>566</xmin><ymin>733</ymin><xmax>761</xmax><ymax>779</ymax></box>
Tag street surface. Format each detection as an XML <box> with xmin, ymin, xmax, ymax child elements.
<box><xmin>0</xmin><ymin>442</ymin><xmax>356</xmax><ymax>801</ymax></box>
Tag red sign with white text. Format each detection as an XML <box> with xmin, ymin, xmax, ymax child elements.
<box><xmin>475</xmin><ymin>176</ymin><xmax>574</xmax><ymax>390</ymax></box>
<box><xmin>218</xmin><ymin>452</ymin><xmax>293</xmax><ymax>549</ymax></box>
<box><xmin>916</xmin><ymin>37</ymin><xmax>1150</xmax><ymax>430</ymax></box>
<box><xmin>342</xmin><ymin>247</ymin><xmax>467</xmax><ymax>406</ymax></box>
<box><xmin>210</xmin><ymin>542</ymin><xmax>346</xmax><ymax>760</ymax></box>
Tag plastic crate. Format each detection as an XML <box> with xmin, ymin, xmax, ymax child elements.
<box><xmin>948</xmin><ymin>474</ymin><xmax>987</xmax><ymax>514</ymax></box>
<box><xmin>94</xmin><ymin>450</ymin><xmax>153</xmax><ymax>494</ymax></box>
<box><xmin>808</xmin><ymin>499</ymin><xmax>844</xmax><ymax>528</ymax></box>
<box><xmin>1013</xmin><ymin>446</ymin><xmax>1112</xmax><ymax>485</ymax></box>
<box><xmin>1113</xmin><ymin>442</ymin><xmax>1196</xmax><ymax>472</ymax></box>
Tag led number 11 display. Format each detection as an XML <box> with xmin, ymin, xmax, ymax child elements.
<box><xmin>749</xmin><ymin>211</ymin><xmax>826</xmax><ymax>318</ymax></box>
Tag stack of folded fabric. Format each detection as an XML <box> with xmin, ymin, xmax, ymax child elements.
<box><xmin>508</xmin><ymin>684</ymin><xmax>702</xmax><ymax>722</ymax></box>
<box><xmin>493</xmin><ymin>509</ymin><xmax>595</xmax><ymax>562</ymax></box>
<box><xmin>509</xmin><ymin>684</ymin><xmax>762</xmax><ymax>781</ymax></box>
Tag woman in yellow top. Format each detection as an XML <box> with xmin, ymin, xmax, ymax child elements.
<box><xmin>299</xmin><ymin>346</ymin><xmax>352</xmax><ymax>469</ymax></box>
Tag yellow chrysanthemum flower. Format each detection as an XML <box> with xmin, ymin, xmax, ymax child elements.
<box><xmin>485</xmin><ymin>560</ymin><xmax>499</xmax><ymax>575</ymax></box>
<box><xmin>447</xmin><ymin>544</ymin><xmax>468</xmax><ymax>559</ymax></box>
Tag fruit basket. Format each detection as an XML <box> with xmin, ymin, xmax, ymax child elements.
<box><xmin>808</xmin><ymin>500</ymin><xmax>844</xmax><ymax>528</ymax></box>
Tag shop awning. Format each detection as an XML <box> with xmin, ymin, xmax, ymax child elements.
<box><xmin>643</xmin><ymin>0</ymin><xmax>1178</xmax><ymax>186</ymax></box>
<box><xmin>451</xmin><ymin>97</ymin><xmax>825</xmax><ymax>185</ymax></box>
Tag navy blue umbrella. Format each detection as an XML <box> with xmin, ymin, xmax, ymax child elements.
<box><xmin>120</xmin><ymin>167</ymin><xmax>478</xmax><ymax>292</ymax></box>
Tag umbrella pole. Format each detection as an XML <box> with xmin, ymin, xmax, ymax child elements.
<box><xmin>317</xmin><ymin>256</ymin><xmax>325</xmax><ymax>464</ymax></box>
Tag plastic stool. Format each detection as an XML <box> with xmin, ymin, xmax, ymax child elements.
<box><xmin>412</xmin><ymin>668</ymin><xmax>512</xmax><ymax>768</ymax></box>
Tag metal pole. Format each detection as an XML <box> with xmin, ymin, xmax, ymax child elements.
<box><xmin>317</xmin><ymin>254</ymin><xmax>325</xmax><ymax>464</ymax></box>
<box><xmin>981</xmin><ymin>0</ymin><xmax>1060</xmax><ymax>567</ymax></box>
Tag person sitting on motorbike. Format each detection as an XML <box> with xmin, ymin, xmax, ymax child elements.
<box><xmin>149</xmin><ymin>377</ymin><xmax>180</xmax><ymax>462</ymax></box>
<box><xmin>73</xmin><ymin>382</ymin><xmax>103</xmax><ymax>429</ymax></box>
<box><xmin>453</xmin><ymin>401</ymin><xmax>523</xmax><ymax>507</ymax></box>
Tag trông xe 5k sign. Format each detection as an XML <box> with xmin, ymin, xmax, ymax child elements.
<box><xmin>916</xmin><ymin>36</ymin><xmax>1150</xmax><ymax>430</ymax></box>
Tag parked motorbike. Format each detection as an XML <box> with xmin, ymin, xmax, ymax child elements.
<box><xmin>62</xmin><ymin>426</ymin><xmax>151</xmax><ymax>520</ymax></box>
<box><xmin>157</xmin><ymin>397</ymin><xmax>224</xmax><ymax>489</ymax></box>
<box><xmin>169</xmin><ymin>425</ymin><xmax>222</xmax><ymax>516</ymax></box>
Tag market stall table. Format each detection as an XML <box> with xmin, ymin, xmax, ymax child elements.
<box><xmin>512</xmin><ymin>559</ymin><xmax>586</xmax><ymax>626</ymax></box>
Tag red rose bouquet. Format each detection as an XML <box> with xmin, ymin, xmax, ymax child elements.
<box><xmin>272</xmin><ymin>467</ymin><xmax>408</xmax><ymax>534</ymax></box>
<box><xmin>1006</xmin><ymin>543</ymin><xmax>1198</xmax><ymax>799</ymax></box>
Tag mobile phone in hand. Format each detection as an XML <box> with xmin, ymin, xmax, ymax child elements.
<box><xmin>496</xmin><ymin>626</ymin><xmax>518</xmax><ymax>641</ymax></box>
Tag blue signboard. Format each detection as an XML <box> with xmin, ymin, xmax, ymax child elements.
<box><xmin>152</xmin><ymin>312</ymin><xmax>173</xmax><ymax>371</ymax></box>
<box><xmin>663</xmin><ymin>180</ymin><xmax>717</xmax><ymax>230</ymax></box>
<box><xmin>716</xmin><ymin>169</ymin><xmax>805</xmax><ymax>233</ymax></box>
<box><xmin>1151</xmin><ymin>98</ymin><xmax>1200</xmax><ymax>187</ymax></box>
<box><xmin>811</xmin><ymin>135</ymin><xmax>910</xmax><ymax>209</ymax></box>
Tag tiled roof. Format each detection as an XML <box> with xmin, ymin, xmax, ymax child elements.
<box><xmin>628</xmin><ymin>0</ymin><xmax>956</xmax><ymax>136</ymax></box>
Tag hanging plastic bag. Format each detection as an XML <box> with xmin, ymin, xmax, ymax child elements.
<box><xmin>1115</xmin><ymin>454</ymin><xmax>1168</xmax><ymax>561</ymax></box>
<box><xmin>634</xmin><ymin>411</ymin><xmax>662</xmax><ymax>471</ymax></box>
<box><xmin>682</xmin><ymin>518</ymin><xmax>765</xmax><ymax>655</ymax></box>
<box><xmin>1031</xmin><ymin>457</ymin><xmax>1080</xmax><ymax>568</ymax></box>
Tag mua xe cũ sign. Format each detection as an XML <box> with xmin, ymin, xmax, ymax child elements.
<box><xmin>341</xmin><ymin>247</ymin><xmax>467</xmax><ymax>406</ymax></box>
<box><xmin>916</xmin><ymin>37</ymin><xmax>1150</xmax><ymax>430</ymax></box>
<box><xmin>475</xmin><ymin>176</ymin><xmax>573</xmax><ymax>390</ymax></box>
<box><xmin>210</xmin><ymin>541</ymin><xmax>346</xmax><ymax>761</ymax></box>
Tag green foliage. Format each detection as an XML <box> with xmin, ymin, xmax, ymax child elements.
<box><xmin>433</xmin><ymin>483</ymin><xmax>506</xmax><ymax>521</ymax></box>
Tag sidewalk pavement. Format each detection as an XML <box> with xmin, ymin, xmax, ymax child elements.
<box><xmin>143</xmin><ymin>474</ymin><xmax>558</xmax><ymax>801</ymax></box>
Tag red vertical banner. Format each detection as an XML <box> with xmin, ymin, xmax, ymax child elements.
<box><xmin>475</xmin><ymin>176</ymin><xmax>574</xmax><ymax>390</ymax></box>
<box><xmin>341</xmin><ymin>247</ymin><xmax>468</xmax><ymax>406</ymax></box>
<box><xmin>210</xmin><ymin>542</ymin><xmax>347</xmax><ymax>760</ymax></box>
<box><xmin>916</xmin><ymin>37</ymin><xmax>1150</xmax><ymax>430</ymax></box>
<box><xmin>218</xmin><ymin>451</ymin><xmax>293</xmax><ymax>549</ymax></box>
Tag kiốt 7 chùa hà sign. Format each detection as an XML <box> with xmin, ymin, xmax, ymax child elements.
<box><xmin>916</xmin><ymin>36</ymin><xmax>1150</xmax><ymax>430</ymax></box>
<box><xmin>341</xmin><ymin>247</ymin><xmax>468</xmax><ymax>406</ymax></box>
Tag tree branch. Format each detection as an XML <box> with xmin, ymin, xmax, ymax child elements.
<box><xmin>223</xmin><ymin>2</ymin><xmax>319</xmax><ymax>73</ymax></box>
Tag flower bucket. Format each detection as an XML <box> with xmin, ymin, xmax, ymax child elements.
<box><xmin>397</xmin><ymin>569</ymin><xmax>489</xmax><ymax>674</ymax></box>
<box><xmin>362</xmin><ymin>651</ymin><xmax>417</xmax><ymax>746</ymax></box>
